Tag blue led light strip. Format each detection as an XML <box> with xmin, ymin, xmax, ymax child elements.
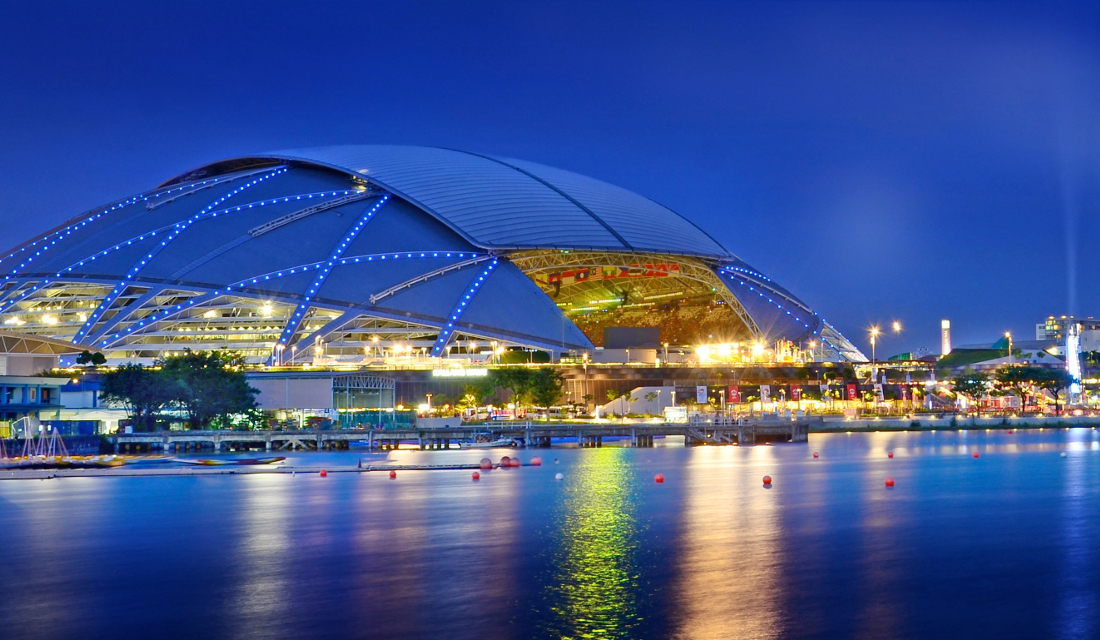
<box><xmin>430</xmin><ymin>259</ymin><xmax>499</xmax><ymax>357</ymax></box>
<box><xmin>719</xmin><ymin>270</ymin><xmax>813</xmax><ymax>331</ymax></box>
<box><xmin>94</xmin><ymin>246</ymin><xmax>481</xmax><ymax>347</ymax></box>
<box><xmin>724</xmin><ymin>265</ymin><xmax>771</xmax><ymax>282</ymax></box>
<box><xmin>274</xmin><ymin>195</ymin><xmax>390</xmax><ymax>348</ymax></box>
<box><xmin>0</xmin><ymin>173</ymin><xmax>261</xmax><ymax>277</ymax></box>
<box><xmin>74</xmin><ymin>167</ymin><xmax>287</xmax><ymax>343</ymax></box>
<box><xmin>49</xmin><ymin>189</ymin><xmax>356</xmax><ymax>278</ymax></box>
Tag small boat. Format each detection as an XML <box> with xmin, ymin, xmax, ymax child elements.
<box><xmin>178</xmin><ymin>456</ymin><xmax>285</xmax><ymax>466</ymax></box>
<box><xmin>233</xmin><ymin>456</ymin><xmax>286</xmax><ymax>465</ymax></box>
<box><xmin>458</xmin><ymin>438</ymin><xmax>517</xmax><ymax>449</ymax></box>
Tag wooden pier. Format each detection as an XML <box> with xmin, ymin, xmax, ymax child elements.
<box><xmin>108</xmin><ymin>417</ymin><xmax>817</xmax><ymax>453</ymax></box>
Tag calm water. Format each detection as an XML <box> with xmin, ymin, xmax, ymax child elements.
<box><xmin>3</xmin><ymin>429</ymin><xmax>1100</xmax><ymax>640</ymax></box>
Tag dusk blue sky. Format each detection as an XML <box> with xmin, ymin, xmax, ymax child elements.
<box><xmin>2</xmin><ymin>1</ymin><xmax>1098</xmax><ymax>356</ymax></box>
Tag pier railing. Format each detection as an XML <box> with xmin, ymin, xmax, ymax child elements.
<box><xmin>109</xmin><ymin>418</ymin><xmax>818</xmax><ymax>453</ymax></box>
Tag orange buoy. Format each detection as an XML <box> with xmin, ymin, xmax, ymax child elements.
<box><xmin>472</xmin><ymin>471</ymin><xmax>480</xmax><ymax>480</ymax></box>
<box><xmin>812</xmin><ymin>452</ymin><xmax>819</xmax><ymax>458</ymax></box>
<box><xmin>655</xmin><ymin>473</ymin><xmax>665</xmax><ymax>483</ymax></box>
<box><xmin>888</xmin><ymin>452</ymin><xmax>894</xmax><ymax>458</ymax></box>
<box><xmin>530</xmin><ymin>457</ymin><xmax>542</xmax><ymax>466</ymax></box>
<box><xmin>319</xmin><ymin>469</ymin><xmax>328</xmax><ymax>477</ymax></box>
<box><xmin>885</xmin><ymin>477</ymin><xmax>895</xmax><ymax>487</ymax></box>
<box><xmin>479</xmin><ymin>458</ymin><xmax>492</xmax><ymax>470</ymax></box>
<box><xmin>389</xmin><ymin>470</ymin><xmax>397</xmax><ymax>478</ymax></box>
<box><xmin>762</xmin><ymin>475</ymin><xmax>772</xmax><ymax>485</ymax></box>
<box><xmin>973</xmin><ymin>452</ymin><xmax>980</xmax><ymax>458</ymax></box>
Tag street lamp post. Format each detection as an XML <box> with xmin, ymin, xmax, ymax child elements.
<box><xmin>869</xmin><ymin>327</ymin><xmax>879</xmax><ymax>374</ymax></box>
<box><xmin>1005</xmin><ymin>331</ymin><xmax>1013</xmax><ymax>363</ymax></box>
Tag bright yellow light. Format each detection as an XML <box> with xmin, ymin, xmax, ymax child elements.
<box><xmin>696</xmin><ymin>345</ymin><xmax>710</xmax><ymax>360</ymax></box>
<box><xmin>718</xmin><ymin>343</ymin><xmax>732</xmax><ymax>358</ymax></box>
<box><xmin>203</xmin><ymin>310</ymin><xmax>216</xmax><ymax>318</ymax></box>
<box><xmin>42</xmin><ymin>314</ymin><xmax>58</xmax><ymax>324</ymax></box>
<box><xmin>870</xmin><ymin>326</ymin><xmax>880</xmax><ymax>337</ymax></box>
<box><xmin>261</xmin><ymin>304</ymin><xmax>273</xmax><ymax>318</ymax></box>
<box><xmin>892</xmin><ymin>321</ymin><xmax>901</xmax><ymax>333</ymax></box>
<box><xmin>372</xmin><ymin>335</ymin><xmax>379</xmax><ymax>343</ymax></box>
<box><xmin>751</xmin><ymin>342</ymin><xmax>764</xmax><ymax>356</ymax></box>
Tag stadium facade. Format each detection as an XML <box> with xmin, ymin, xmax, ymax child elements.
<box><xmin>0</xmin><ymin>146</ymin><xmax>865</xmax><ymax>365</ymax></box>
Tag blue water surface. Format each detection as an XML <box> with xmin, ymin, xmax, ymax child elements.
<box><xmin>2</xmin><ymin>428</ymin><xmax>1099</xmax><ymax>640</ymax></box>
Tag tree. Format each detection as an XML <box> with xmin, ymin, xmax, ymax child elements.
<box><xmin>953</xmin><ymin>370</ymin><xmax>988</xmax><ymax>410</ymax></box>
<box><xmin>99</xmin><ymin>364</ymin><xmax>175</xmax><ymax>431</ymax></box>
<box><xmin>76</xmin><ymin>350</ymin><xmax>106</xmax><ymax>367</ymax></box>
<box><xmin>1034</xmin><ymin>368</ymin><xmax>1074</xmax><ymax>414</ymax></box>
<box><xmin>487</xmin><ymin>369</ymin><xmax>530</xmax><ymax>406</ymax></box>
<box><xmin>159</xmin><ymin>350</ymin><xmax>258</xmax><ymax>429</ymax></box>
<box><xmin>995</xmin><ymin>365</ymin><xmax>1036</xmax><ymax>407</ymax></box>
<box><xmin>527</xmin><ymin>367</ymin><xmax>564</xmax><ymax>408</ymax></box>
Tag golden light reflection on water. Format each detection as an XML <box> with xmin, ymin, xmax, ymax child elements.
<box><xmin>543</xmin><ymin>447</ymin><xmax>641</xmax><ymax>639</ymax></box>
<box><xmin>230</xmin><ymin>474</ymin><xmax>292</xmax><ymax>638</ymax></box>
<box><xmin>673</xmin><ymin>446</ymin><xmax>784</xmax><ymax>640</ymax></box>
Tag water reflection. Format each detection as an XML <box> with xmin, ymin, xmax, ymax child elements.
<box><xmin>540</xmin><ymin>447</ymin><xmax>641</xmax><ymax>639</ymax></box>
<box><xmin>227</xmin><ymin>475</ymin><xmax>292</xmax><ymax>639</ymax></box>
<box><xmin>853</xmin><ymin>434</ymin><xmax>903</xmax><ymax>640</ymax></box>
<box><xmin>673</xmin><ymin>446</ymin><xmax>784</xmax><ymax>640</ymax></box>
<box><xmin>1057</xmin><ymin>431</ymin><xmax>1097</xmax><ymax>639</ymax></box>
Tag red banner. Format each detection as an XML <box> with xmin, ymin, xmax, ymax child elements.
<box><xmin>728</xmin><ymin>385</ymin><xmax>740</xmax><ymax>403</ymax></box>
<box><xmin>846</xmin><ymin>384</ymin><xmax>858</xmax><ymax>401</ymax></box>
<box><xmin>791</xmin><ymin>385</ymin><xmax>801</xmax><ymax>402</ymax></box>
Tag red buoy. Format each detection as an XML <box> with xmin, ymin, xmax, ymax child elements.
<box><xmin>500</xmin><ymin>456</ymin><xmax>511</xmax><ymax>467</ymax></box>
<box><xmin>509</xmin><ymin>457</ymin><xmax>521</xmax><ymax>467</ymax></box>
<box><xmin>472</xmin><ymin>471</ymin><xmax>480</xmax><ymax>480</ymax></box>
<box><xmin>762</xmin><ymin>475</ymin><xmax>772</xmax><ymax>485</ymax></box>
<box><xmin>812</xmin><ymin>452</ymin><xmax>819</xmax><ymax>458</ymax></box>
<box><xmin>888</xmin><ymin>452</ymin><xmax>894</xmax><ymax>458</ymax></box>
<box><xmin>1008</xmin><ymin>429</ymin><xmax>1014</xmax><ymax>434</ymax></box>
<box><xmin>530</xmin><ymin>457</ymin><xmax>542</xmax><ymax>466</ymax></box>
<box><xmin>885</xmin><ymin>477</ymin><xmax>895</xmax><ymax>487</ymax></box>
<box><xmin>479</xmin><ymin>458</ymin><xmax>492</xmax><ymax>470</ymax></box>
<box><xmin>655</xmin><ymin>473</ymin><xmax>665</xmax><ymax>483</ymax></box>
<box><xmin>973</xmin><ymin>452</ymin><xmax>980</xmax><ymax>459</ymax></box>
<box><xmin>389</xmin><ymin>470</ymin><xmax>397</xmax><ymax>478</ymax></box>
<box><xmin>319</xmin><ymin>469</ymin><xmax>328</xmax><ymax>477</ymax></box>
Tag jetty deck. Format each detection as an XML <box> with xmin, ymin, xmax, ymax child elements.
<box><xmin>107</xmin><ymin>417</ymin><xmax>818</xmax><ymax>453</ymax></box>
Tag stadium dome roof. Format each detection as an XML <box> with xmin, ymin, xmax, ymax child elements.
<box><xmin>168</xmin><ymin>145</ymin><xmax>733</xmax><ymax>259</ymax></box>
<box><xmin>0</xmin><ymin>146</ymin><xmax>865</xmax><ymax>363</ymax></box>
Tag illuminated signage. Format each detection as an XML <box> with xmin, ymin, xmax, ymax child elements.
<box><xmin>432</xmin><ymin>368</ymin><xmax>489</xmax><ymax>378</ymax></box>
